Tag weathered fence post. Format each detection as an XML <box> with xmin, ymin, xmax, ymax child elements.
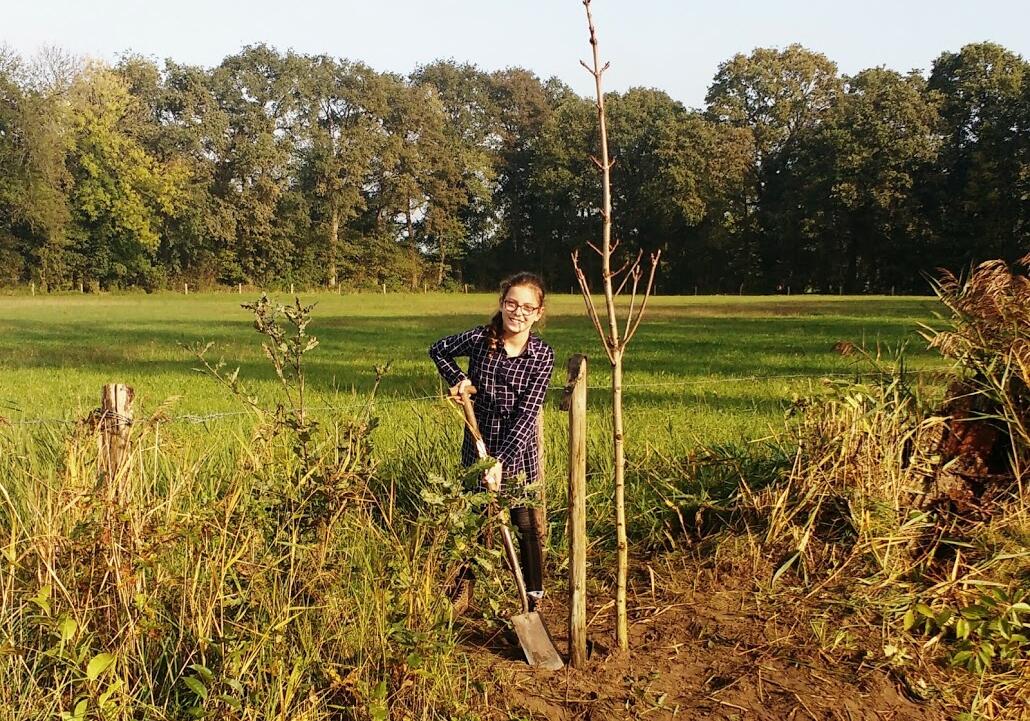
<box><xmin>99</xmin><ymin>384</ymin><xmax>134</xmax><ymax>496</ymax></box>
<box><xmin>184</xmin><ymin>283</ymin><xmax>189</xmax><ymax>295</ymax></box>
<box><xmin>290</xmin><ymin>283</ymin><xmax>295</xmax><ymax>295</ymax></box>
<box><xmin>562</xmin><ymin>355</ymin><xmax>588</xmax><ymax>666</ymax></box>
<box><xmin>30</xmin><ymin>282</ymin><xmax>35</xmax><ymax>296</ymax></box>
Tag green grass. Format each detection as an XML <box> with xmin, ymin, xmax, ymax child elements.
<box><xmin>1</xmin><ymin>291</ymin><xmax>946</xmax><ymax>554</ymax></box>
<box><xmin>0</xmin><ymin>291</ymin><xmax>942</xmax><ymax>443</ymax></box>
<box><xmin>4</xmin><ymin>290</ymin><xmax>1000</xmax><ymax>720</ymax></box>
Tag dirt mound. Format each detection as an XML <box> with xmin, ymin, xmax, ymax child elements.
<box><xmin>459</xmin><ymin>559</ymin><xmax>942</xmax><ymax>721</ymax></box>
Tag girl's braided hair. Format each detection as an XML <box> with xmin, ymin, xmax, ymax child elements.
<box><xmin>487</xmin><ymin>272</ymin><xmax>546</xmax><ymax>352</ymax></box>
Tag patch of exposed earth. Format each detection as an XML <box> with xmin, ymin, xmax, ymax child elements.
<box><xmin>459</xmin><ymin>555</ymin><xmax>944</xmax><ymax>721</ymax></box>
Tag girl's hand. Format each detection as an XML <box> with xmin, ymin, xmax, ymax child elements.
<box><xmin>449</xmin><ymin>379</ymin><xmax>476</xmax><ymax>404</ymax></box>
<box><xmin>483</xmin><ymin>462</ymin><xmax>502</xmax><ymax>492</ymax></box>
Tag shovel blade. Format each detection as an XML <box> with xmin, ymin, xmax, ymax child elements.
<box><xmin>511</xmin><ymin>612</ymin><xmax>564</xmax><ymax>671</ymax></box>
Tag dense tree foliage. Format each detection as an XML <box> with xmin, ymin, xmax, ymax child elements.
<box><xmin>0</xmin><ymin>42</ymin><xmax>1025</xmax><ymax>292</ymax></box>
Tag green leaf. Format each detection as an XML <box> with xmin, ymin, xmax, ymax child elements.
<box><xmin>99</xmin><ymin>678</ymin><xmax>124</xmax><ymax>707</ymax></box>
<box><xmin>961</xmin><ymin>605</ymin><xmax>988</xmax><ymax>620</ymax></box>
<box><xmin>216</xmin><ymin>694</ymin><xmax>242</xmax><ymax>710</ymax></box>
<box><xmin>73</xmin><ymin>700</ymin><xmax>88</xmax><ymax>721</ymax></box>
<box><xmin>190</xmin><ymin>664</ymin><xmax>213</xmax><ymax>684</ymax></box>
<box><xmin>903</xmin><ymin>608</ymin><xmax>916</xmax><ymax>631</ymax></box>
<box><xmin>86</xmin><ymin>652</ymin><xmax>115</xmax><ymax>681</ymax></box>
<box><xmin>59</xmin><ymin>616</ymin><xmax>78</xmax><ymax>643</ymax></box>
<box><xmin>183</xmin><ymin>675</ymin><xmax>208</xmax><ymax>700</ymax></box>
<box><xmin>32</xmin><ymin>584</ymin><xmax>52</xmax><ymax>615</ymax></box>
<box><xmin>955</xmin><ymin>617</ymin><xmax>971</xmax><ymax>640</ymax></box>
<box><xmin>915</xmin><ymin>603</ymin><xmax>934</xmax><ymax>618</ymax></box>
<box><xmin>1009</xmin><ymin>602</ymin><xmax>1030</xmax><ymax>614</ymax></box>
<box><xmin>950</xmin><ymin>650</ymin><xmax>972</xmax><ymax>665</ymax></box>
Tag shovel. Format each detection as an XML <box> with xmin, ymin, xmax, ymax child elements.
<box><xmin>458</xmin><ymin>392</ymin><xmax>564</xmax><ymax>671</ymax></box>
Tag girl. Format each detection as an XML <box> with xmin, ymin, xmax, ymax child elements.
<box><xmin>428</xmin><ymin>272</ymin><xmax>555</xmax><ymax>610</ymax></box>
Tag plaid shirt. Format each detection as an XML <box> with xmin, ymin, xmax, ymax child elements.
<box><xmin>429</xmin><ymin>326</ymin><xmax>555</xmax><ymax>488</ymax></box>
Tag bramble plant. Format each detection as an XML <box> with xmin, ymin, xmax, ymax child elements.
<box><xmin>906</xmin><ymin>588</ymin><xmax>1030</xmax><ymax>675</ymax></box>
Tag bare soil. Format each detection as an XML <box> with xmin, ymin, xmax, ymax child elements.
<box><xmin>459</xmin><ymin>553</ymin><xmax>944</xmax><ymax>721</ymax></box>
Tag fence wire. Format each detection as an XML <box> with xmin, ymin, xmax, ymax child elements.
<box><xmin>2</xmin><ymin>369</ymin><xmax>939</xmax><ymax>428</ymax></box>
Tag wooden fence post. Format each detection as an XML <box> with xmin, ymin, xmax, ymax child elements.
<box><xmin>99</xmin><ymin>384</ymin><xmax>134</xmax><ymax>496</ymax></box>
<box><xmin>562</xmin><ymin>354</ymin><xmax>588</xmax><ymax>667</ymax></box>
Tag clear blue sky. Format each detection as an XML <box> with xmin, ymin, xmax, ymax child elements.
<box><xmin>5</xmin><ymin>0</ymin><xmax>1028</xmax><ymax>108</ymax></box>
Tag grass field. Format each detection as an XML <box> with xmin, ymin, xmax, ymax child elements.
<box><xmin>5</xmin><ymin>290</ymin><xmax>1027</xmax><ymax>720</ymax></box>
<box><xmin>0</xmin><ymin>291</ymin><xmax>942</xmax><ymax>444</ymax></box>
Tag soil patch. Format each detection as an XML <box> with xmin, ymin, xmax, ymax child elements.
<box><xmin>459</xmin><ymin>556</ymin><xmax>943</xmax><ymax>721</ymax></box>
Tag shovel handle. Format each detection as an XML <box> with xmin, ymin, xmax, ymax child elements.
<box><xmin>459</xmin><ymin>392</ymin><xmax>488</xmax><ymax>460</ymax></box>
<box><xmin>501</xmin><ymin>525</ymin><xmax>531</xmax><ymax>615</ymax></box>
<box><xmin>458</xmin><ymin>391</ymin><xmax>530</xmax><ymax>614</ymax></box>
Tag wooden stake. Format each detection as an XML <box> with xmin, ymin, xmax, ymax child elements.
<box><xmin>184</xmin><ymin>283</ymin><xmax>188</xmax><ymax>295</ymax></box>
<box><xmin>30</xmin><ymin>282</ymin><xmax>35</xmax><ymax>296</ymax></box>
<box><xmin>563</xmin><ymin>355</ymin><xmax>588</xmax><ymax>667</ymax></box>
<box><xmin>290</xmin><ymin>283</ymin><xmax>295</xmax><ymax>295</ymax></box>
<box><xmin>99</xmin><ymin>384</ymin><xmax>134</xmax><ymax>496</ymax></box>
<box><xmin>238</xmin><ymin>282</ymin><xmax>243</xmax><ymax>294</ymax></box>
<box><xmin>382</xmin><ymin>283</ymin><xmax>387</xmax><ymax>295</ymax></box>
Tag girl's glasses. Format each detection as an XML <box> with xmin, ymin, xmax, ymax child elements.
<box><xmin>502</xmin><ymin>299</ymin><xmax>540</xmax><ymax>315</ymax></box>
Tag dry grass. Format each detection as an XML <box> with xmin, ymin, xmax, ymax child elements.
<box><xmin>725</xmin><ymin>257</ymin><xmax>1030</xmax><ymax>719</ymax></box>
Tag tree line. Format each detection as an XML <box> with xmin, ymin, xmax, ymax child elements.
<box><xmin>0</xmin><ymin>41</ymin><xmax>1026</xmax><ymax>294</ymax></box>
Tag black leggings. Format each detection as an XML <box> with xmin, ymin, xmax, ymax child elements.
<box><xmin>510</xmin><ymin>506</ymin><xmax>544</xmax><ymax>594</ymax></box>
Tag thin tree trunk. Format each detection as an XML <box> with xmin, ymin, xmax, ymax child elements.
<box><xmin>612</xmin><ymin>351</ymin><xmax>627</xmax><ymax>649</ymax></box>
<box><xmin>573</xmin><ymin>1</ymin><xmax>660</xmax><ymax>655</ymax></box>
<box><xmin>583</xmin><ymin>0</ymin><xmax>628</xmax><ymax>653</ymax></box>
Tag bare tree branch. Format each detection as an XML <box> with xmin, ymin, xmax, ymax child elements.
<box><xmin>571</xmin><ymin>251</ymin><xmax>615</xmax><ymax>364</ymax></box>
<box><xmin>624</xmin><ymin>251</ymin><xmax>662</xmax><ymax>346</ymax></box>
<box><xmin>609</xmin><ymin>249</ymin><xmax>640</xmax><ymax>289</ymax></box>
<box><xmin>613</xmin><ymin>250</ymin><xmax>643</xmax><ymax>296</ymax></box>
<box><xmin>623</xmin><ymin>265</ymin><xmax>642</xmax><ymax>341</ymax></box>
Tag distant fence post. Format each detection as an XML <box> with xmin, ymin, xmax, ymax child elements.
<box><xmin>99</xmin><ymin>384</ymin><xmax>134</xmax><ymax>497</ymax></box>
<box><xmin>562</xmin><ymin>354</ymin><xmax>588</xmax><ymax>667</ymax></box>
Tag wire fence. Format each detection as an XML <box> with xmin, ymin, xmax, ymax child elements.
<box><xmin>2</xmin><ymin>368</ymin><xmax>943</xmax><ymax>429</ymax></box>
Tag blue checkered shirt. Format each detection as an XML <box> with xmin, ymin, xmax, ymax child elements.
<box><xmin>429</xmin><ymin>326</ymin><xmax>555</xmax><ymax>488</ymax></box>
